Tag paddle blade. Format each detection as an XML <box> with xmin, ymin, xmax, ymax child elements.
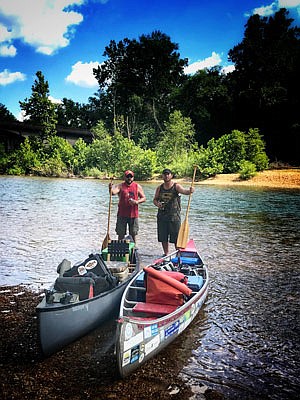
<box><xmin>101</xmin><ymin>233</ymin><xmax>110</xmax><ymax>250</ymax></box>
<box><xmin>176</xmin><ymin>218</ymin><xmax>189</xmax><ymax>249</ymax></box>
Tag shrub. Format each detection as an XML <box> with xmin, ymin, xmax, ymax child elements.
<box><xmin>239</xmin><ymin>160</ymin><xmax>257</xmax><ymax>180</ymax></box>
<box><xmin>83</xmin><ymin>167</ymin><xmax>103</xmax><ymax>179</ymax></box>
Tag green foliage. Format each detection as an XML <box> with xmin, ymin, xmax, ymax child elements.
<box><xmin>73</xmin><ymin>138</ymin><xmax>88</xmax><ymax>175</ymax></box>
<box><xmin>35</xmin><ymin>157</ymin><xmax>68</xmax><ymax>177</ymax></box>
<box><xmin>244</xmin><ymin>128</ymin><xmax>269</xmax><ymax>170</ymax></box>
<box><xmin>197</xmin><ymin>128</ymin><xmax>269</xmax><ymax>176</ymax></box>
<box><xmin>239</xmin><ymin>160</ymin><xmax>257</xmax><ymax>180</ymax></box>
<box><xmin>228</xmin><ymin>9</ymin><xmax>300</xmax><ymax>162</ymax></box>
<box><xmin>8</xmin><ymin>137</ymin><xmax>41</xmax><ymax>175</ymax></box>
<box><xmin>93</xmin><ymin>31</ymin><xmax>187</xmax><ymax>143</ymax></box>
<box><xmin>84</xmin><ymin>121</ymin><xmax>114</xmax><ymax>176</ymax></box>
<box><xmin>110</xmin><ymin>133</ymin><xmax>143</xmax><ymax>177</ymax></box>
<box><xmin>172</xmin><ymin>67</ymin><xmax>233</xmax><ymax>145</ymax></box>
<box><xmin>196</xmin><ymin>143</ymin><xmax>224</xmax><ymax>177</ymax></box>
<box><xmin>0</xmin><ymin>143</ymin><xmax>9</xmax><ymax>173</ymax></box>
<box><xmin>0</xmin><ymin>103</ymin><xmax>17</xmax><ymax>121</ymax></box>
<box><xmin>215</xmin><ymin>130</ymin><xmax>247</xmax><ymax>173</ymax></box>
<box><xmin>46</xmin><ymin>136</ymin><xmax>75</xmax><ymax>171</ymax></box>
<box><xmin>129</xmin><ymin>149</ymin><xmax>157</xmax><ymax>180</ymax></box>
<box><xmin>19</xmin><ymin>71</ymin><xmax>57</xmax><ymax>143</ymax></box>
<box><xmin>83</xmin><ymin>167</ymin><xmax>103</xmax><ymax>179</ymax></box>
<box><xmin>156</xmin><ymin>111</ymin><xmax>197</xmax><ymax>174</ymax></box>
<box><xmin>7</xmin><ymin>166</ymin><xmax>25</xmax><ymax>175</ymax></box>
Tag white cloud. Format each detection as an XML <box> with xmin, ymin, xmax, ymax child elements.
<box><xmin>222</xmin><ymin>65</ymin><xmax>235</xmax><ymax>74</ymax></box>
<box><xmin>0</xmin><ymin>0</ymin><xmax>85</xmax><ymax>56</ymax></box>
<box><xmin>279</xmin><ymin>0</ymin><xmax>300</xmax><ymax>7</ymax></box>
<box><xmin>184</xmin><ymin>52</ymin><xmax>222</xmax><ymax>75</ymax></box>
<box><xmin>0</xmin><ymin>69</ymin><xmax>26</xmax><ymax>85</ymax></box>
<box><xmin>246</xmin><ymin>0</ymin><xmax>300</xmax><ymax>17</ymax></box>
<box><xmin>48</xmin><ymin>96</ymin><xmax>63</xmax><ymax>104</ymax></box>
<box><xmin>0</xmin><ymin>43</ymin><xmax>17</xmax><ymax>56</ymax></box>
<box><xmin>65</xmin><ymin>61</ymin><xmax>100</xmax><ymax>87</ymax></box>
<box><xmin>253</xmin><ymin>3</ymin><xmax>278</xmax><ymax>16</ymax></box>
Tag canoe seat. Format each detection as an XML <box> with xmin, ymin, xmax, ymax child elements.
<box><xmin>132</xmin><ymin>302</ymin><xmax>177</xmax><ymax>316</ymax></box>
<box><xmin>107</xmin><ymin>240</ymin><xmax>130</xmax><ymax>262</ymax></box>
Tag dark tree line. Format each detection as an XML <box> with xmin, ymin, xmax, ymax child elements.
<box><xmin>2</xmin><ymin>8</ymin><xmax>299</xmax><ymax>164</ymax></box>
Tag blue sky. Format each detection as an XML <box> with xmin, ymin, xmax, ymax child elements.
<box><xmin>0</xmin><ymin>0</ymin><xmax>299</xmax><ymax>120</ymax></box>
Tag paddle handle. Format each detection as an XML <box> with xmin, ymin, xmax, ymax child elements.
<box><xmin>107</xmin><ymin>177</ymin><xmax>113</xmax><ymax>234</ymax></box>
<box><xmin>184</xmin><ymin>166</ymin><xmax>197</xmax><ymax>219</ymax></box>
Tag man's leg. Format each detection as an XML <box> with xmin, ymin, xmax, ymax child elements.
<box><xmin>157</xmin><ymin>218</ymin><xmax>169</xmax><ymax>255</ymax></box>
<box><xmin>116</xmin><ymin>216</ymin><xmax>126</xmax><ymax>240</ymax></box>
<box><xmin>169</xmin><ymin>219</ymin><xmax>181</xmax><ymax>250</ymax></box>
<box><xmin>162</xmin><ymin>241</ymin><xmax>169</xmax><ymax>256</ymax></box>
<box><xmin>129</xmin><ymin>218</ymin><xmax>139</xmax><ymax>244</ymax></box>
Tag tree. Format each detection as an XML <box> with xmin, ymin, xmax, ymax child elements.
<box><xmin>0</xmin><ymin>103</ymin><xmax>17</xmax><ymax>121</ymax></box>
<box><xmin>56</xmin><ymin>98</ymin><xmax>83</xmax><ymax>128</ymax></box>
<box><xmin>155</xmin><ymin>110</ymin><xmax>197</xmax><ymax>175</ymax></box>
<box><xmin>172</xmin><ymin>67</ymin><xmax>233</xmax><ymax>145</ymax></box>
<box><xmin>93</xmin><ymin>31</ymin><xmax>187</xmax><ymax>143</ymax></box>
<box><xmin>19</xmin><ymin>71</ymin><xmax>57</xmax><ymax>143</ymax></box>
<box><xmin>244</xmin><ymin>128</ymin><xmax>269</xmax><ymax>171</ymax></box>
<box><xmin>228</xmin><ymin>8</ymin><xmax>300</xmax><ymax>163</ymax></box>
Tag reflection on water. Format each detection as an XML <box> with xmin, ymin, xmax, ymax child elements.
<box><xmin>1</xmin><ymin>176</ymin><xmax>299</xmax><ymax>399</ymax></box>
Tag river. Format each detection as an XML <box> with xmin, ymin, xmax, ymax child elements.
<box><xmin>0</xmin><ymin>176</ymin><xmax>299</xmax><ymax>399</ymax></box>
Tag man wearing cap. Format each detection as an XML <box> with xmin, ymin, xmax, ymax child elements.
<box><xmin>153</xmin><ymin>168</ymin><xmax>194</xmax><ymax>255</ymax></box>
<box><xmin>109</xmin><ymin>170</ymin><xmax>146</xmax><ymax>243</ymax></box>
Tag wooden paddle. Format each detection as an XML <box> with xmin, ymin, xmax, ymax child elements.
<box><xmin>101</xmin><ymin>177</ymin><xmax>113</xmax><ymax>250</ymax></box>
<box><xmin>176</xmin><ymin>165</ymin><xmax>197</xmax><ymax>249</ymax></box>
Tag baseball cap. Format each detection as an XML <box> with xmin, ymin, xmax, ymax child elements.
<box><xmin>124</xmin><ymin>170</ymin><xmax>134</xmax><ymax>177</ymax></box>
<box><xmin>162</xmin><ymin>168</ymin><xmax>172</xmax><ymax>175</ymax></box>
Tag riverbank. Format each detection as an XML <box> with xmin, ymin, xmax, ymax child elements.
<box><xmin>194</xmin><ymin>169</ymin><xmax>300</xmax><ymax>189</ymax></box>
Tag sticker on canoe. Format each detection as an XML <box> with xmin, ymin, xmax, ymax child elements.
<box><xmin>164</xmin><ymin>320</ymin><xmax>180</xmax><ymax>338</ymax></box>
<box><xmin>123</xmin><ymin>330</ymin><xmax>144</xmax><ymax>352</ymax></box>
<box><xmin>145</xmin><ymin>334</ymin><xmax>160</xmax><ymax>356</ymax></box>
<box><xmin>78</xmin><ymin>265</ymin><xmax>87</xmax><ymax>275</ymax></box>
<box><xmin>139</xmin><ymin>352</ymin><xmax>145</xmax><ymax>363</ymax></box>
<box><xmin>122</xmin><ymin>350</ymin><xmax>131</xmax><ymax>366</ymax></box>
<box><xmin>85</xmin><ymin>259</ymin><xmax>98</xmax><ymax>270</ymax></box>
<box><xmin>125</xmin><ymin>323</ymin><xmax>133</xmax><ymax>340</ymax></box>
<box><xmin>144</xmin><ymin>324</ymin><xmax>158</xmax><ymax>338</ymax></box>
<box><xmin>130</xmin><ymin>345</ymin><xmax>140</xmax><ymax>364</ymax></box>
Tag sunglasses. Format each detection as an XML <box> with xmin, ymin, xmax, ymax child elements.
<box><xmin>126</xmin><ymin>174</ymin><xmax>133</xmax><ymax>178</ymax></box>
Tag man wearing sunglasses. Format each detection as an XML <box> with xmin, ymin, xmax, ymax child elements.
<box><xmin>109</xmin><ymin>170</ymin><xmax>146</xmax><ymax>243</ymax></box>
<box><xmin>153</xmin><ymin>168</ymin><xmax>194</xmax><ymax>255</ymax></box>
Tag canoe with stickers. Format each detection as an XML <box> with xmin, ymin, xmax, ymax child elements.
<box><xmin>115</xmin><ymin>239</ymin><xmax>209</xmax><ymax>377</ymax></box>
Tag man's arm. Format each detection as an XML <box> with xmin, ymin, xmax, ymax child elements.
<box><xmin>136</xmin><ymin>184</ymin><xmax>146</xmax><ymax>204</ymax></box>
<box><xmin>109</xmin><ymin>182</ymin><xmax>121</xmax><ymax>195</ymax></box>
<box><xmin>153</xmin><ymin>186</ymin><xmax>166</xmax><ymax>209</ymax></box>
<box><xmin>175</xmin><ymin>183</ymin><xmax>195</xmax><ymax>195</ymax></box>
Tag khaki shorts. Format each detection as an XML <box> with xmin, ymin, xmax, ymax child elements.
<box><xmin>116</xmin><ymin>216</ymin><xmax>139</xmax><ymax>238</ymax></box>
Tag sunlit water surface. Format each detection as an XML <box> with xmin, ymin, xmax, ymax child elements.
<box><xmin>0</xmin><ymin>176</ymin><xmax>299</xmax><ymax>399</ymax></box>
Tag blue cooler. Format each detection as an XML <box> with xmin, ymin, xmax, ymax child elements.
<box><xmin>187</xmin><ymin>275</ymin><xmax>204</xmax><ymax>291</ymax></box>
<box><xmin>171</xmin><ymin>256</ymin><xmax>200</xmax><ymax>265</ymax></box>
<box><xmin>135</xmin><ymin>271</ymin><xmax>145</xmax><ymax>301</ymax></box>
<box><xmin>135</xmin><ymin>271</ymin><xmax>145</xmax><ymax>287</ymax></box>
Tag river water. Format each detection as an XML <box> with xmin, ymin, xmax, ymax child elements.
<box><xmin>0</xmin><ymin>176</ymin><xmax>299</xmax><ymax>399</ymax></box>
